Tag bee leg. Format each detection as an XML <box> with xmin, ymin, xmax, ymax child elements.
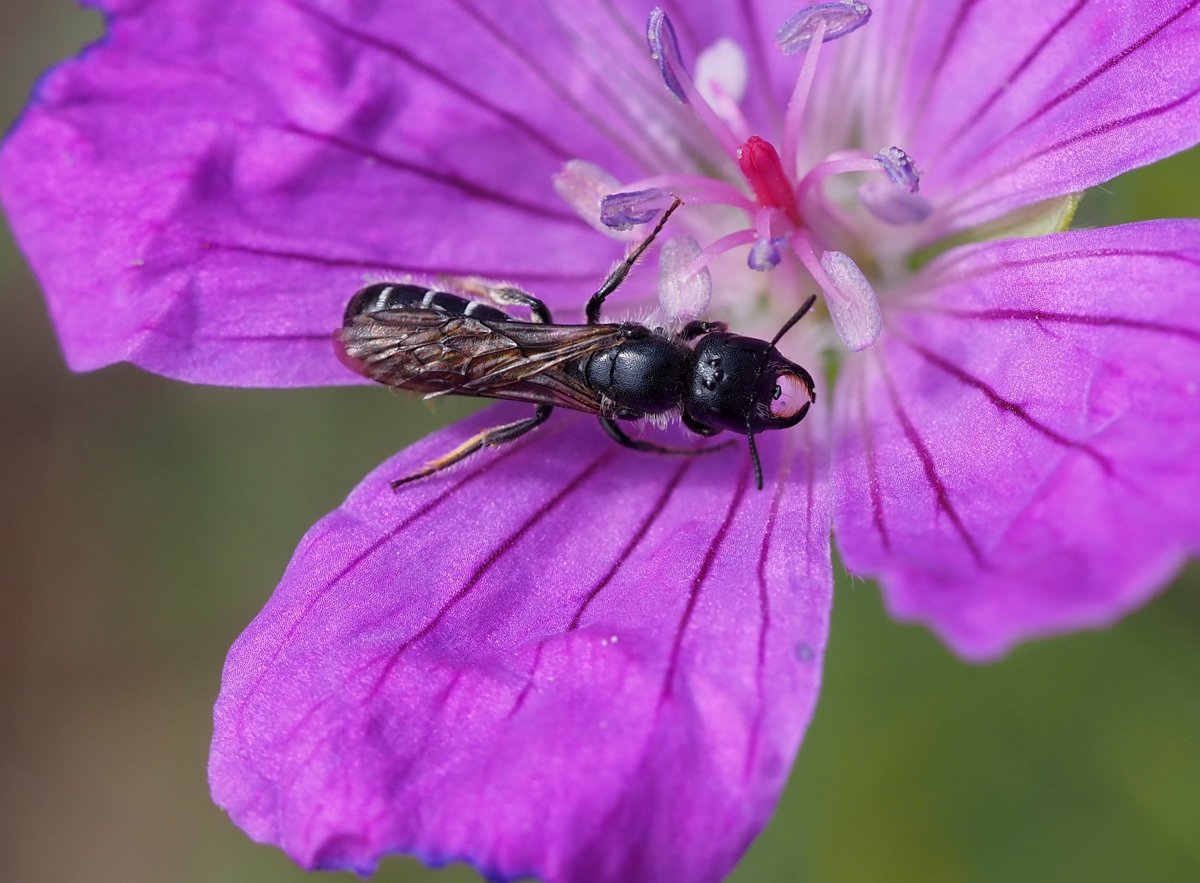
<box><xmin>599</xmin><ymin>416</ymin><xmax>732</xmax><ymax>456</ymax></box>
<box><xmin>680</xmin><ymin>320</ymin><xmax>728</xmax><ymax>340</ymax></box>
<box><xmin>586</xmin><ymin>196</ymin><xmax>683</xmax><ymax>324</ymax></box>
<box><xmin>440</xmin><ymin>276</ymin><xmax>553</xmax><ymax>324</ymax></box>
<box><xmin>681</xmin><ymin>411</ymin><xmax>721</xmax><ymax>437</ymax></box>
<box><xmin>391</xmin><ymin>405</ymin><xmax>553</xmax><ymax>488</ymax></box>
<box><xmin>489</xmin><ymin>286</ymin><xmax>552</xmax><ymax>324</ymax></box>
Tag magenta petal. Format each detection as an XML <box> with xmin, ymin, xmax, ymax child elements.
<box><xmin>0</xmin><ymin>1</ymin><xmax>651</xmax><ymax>386</ymax></box>
<box><xmin>832</xmin><ymin>220</ymin><xmax>1200</xmax><ymax>660</ymax></box>
<box><xmin>210</xmin><ymin>406</ymin><xmax>831</xmax><ymax>881</ymax></box>
<box><xmin>888</xmin><ymin>0</ymin><xmax>1200</xmax><ymax>233</ymax></box>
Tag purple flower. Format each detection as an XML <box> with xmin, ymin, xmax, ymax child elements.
<box><xmin>2</xmin><ymin>0</ymin><xmax>1198</xmax><ymax>880</ymax></box>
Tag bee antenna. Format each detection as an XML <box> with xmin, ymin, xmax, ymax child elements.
<box><xmin>769</xmin><ymin>294</ymin><xmax>818</xmax><ymax>348</ymax></box>
<box><xmin>751</xmin><ymin>294</ymin><xmax>819</xmax><ymax>399</ymax></box>
<box><xmin>746</xmin><ymin>428</ymin><xmax>764</xmax><ymax>491</ymax></box>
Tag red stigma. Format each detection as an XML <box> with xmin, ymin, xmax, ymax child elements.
<box><xmin>737</xmin><ymin>136</ymin><xmax>801</xmax><ymax>224</ymax></box>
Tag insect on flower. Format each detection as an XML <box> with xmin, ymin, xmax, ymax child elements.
<box><xmin>3</xmin><ymin>0</ymin><xmax>1199</xmax><ymax>880</ymax></box>
<box><xmin>337</xmin><ymin>198</ymin><xmax>817</xmax><ymax>489</ymax></box>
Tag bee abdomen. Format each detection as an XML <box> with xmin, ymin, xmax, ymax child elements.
<box><xmin>344</xmin><ymin>283</ymin><xmax>509</xmax><ymax>324</ymax></box>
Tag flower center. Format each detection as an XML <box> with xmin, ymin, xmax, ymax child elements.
<box><xmin>554</xmin><ymin>2</ymin><xmax>934</xmax><ymax>354</ymax></box>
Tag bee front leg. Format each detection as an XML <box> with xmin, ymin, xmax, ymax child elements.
<box><xmin>598</xmin><ymin>416</ymin><xmax>731</xmax><ymax>456</ymax></box>
<box><xmin>391</xmin><ymin>405</ymin><xmax>554</xmax><ymax>488</ymax></box>
<box><xmin>681</xmin><ymin>411</ymin><xmax>721</xmax><ymax>437</ymax></box>
<box><xmin>586</xmin><ymin>196</ymin><xmax>683</xmax><ymax>324</ymax></box>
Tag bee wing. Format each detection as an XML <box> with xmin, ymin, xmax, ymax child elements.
<box><xmin>338</xmin><ymin>310</ymin><xmax>627</xmax><ymax>414</ymax></box>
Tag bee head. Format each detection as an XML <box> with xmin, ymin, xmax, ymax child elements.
<box><xmin>683</xmin><ymin>296</ymin><xmax>818</xmax><ymax>489</ymax></box>
<box><xmin>684</xmin><ymin>334</ymin><xmax>815</xmax><ymax>434</ymax></box>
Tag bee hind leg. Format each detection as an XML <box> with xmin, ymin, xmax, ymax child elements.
<box><xmin>391</xmin><ymin>405</ymin><xmax>553</xmax><ymax>489</ymax></box>
<box><xmin>438</xmin><ymin>276</ymin><xmax>552</xmax><ymax>324</ymax></box>
<box><xmin>599</xmin><ymin>416</ymin><xmax>732</xmax><ymax>456</ymax></box>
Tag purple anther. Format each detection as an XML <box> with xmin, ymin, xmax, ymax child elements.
<box><xmin>748</xmin><ymin>236</ymin><xmax>787</xmax><ymax>271</ymax></box>
<box><xmin>600</xmin><ymin>188</ymin><xmax>677</xmax><ymax>230</ymax></box>
<box><xmin>874</xmin><ymin>146</ymin><xmax>921</xmax><ymax>192</ymax></box>
<box><xmin>647</xmin><ymin>8</ymin><xmax>688</xmax><ymax>102</ymax></box>
<box><xmin>776</xmin><ymin>2</ymin><xmax>872</xmax><ymax>55</ymax></box>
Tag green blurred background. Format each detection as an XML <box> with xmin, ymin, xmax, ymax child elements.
<box><xmin>2</xmin><ymin>4</ymin><xmax>1197</xmax><ymax>882</ymax></box>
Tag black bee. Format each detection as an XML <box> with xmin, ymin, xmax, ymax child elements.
<box><xmin>336</xmin><ymin>199</ymin><xmax>817</xmax><ymax>490</ymax></box>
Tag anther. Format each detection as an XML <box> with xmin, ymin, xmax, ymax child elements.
<box><xmin>647</xmin><ymin>8</ymin><xmax>688</xmax><ymax>103</ymax></box>
<box><xmin>874</xmin><ymin>146</ymin><xmax>920</xmax><ymax>192</ymax></box>
<box><xmin>600</xmin><ymin>188</ymin><xmax>677</xmax><ymax>230</ymax></box>
<box><xmin>748</xmin><ymin>207</ymin><xmax>786</xmax><ymax>271</ymax></box>
<box><xmin>819</xmin><ymin>250</ymin><xmax>881</xmax><ymax>350</ymax></box>
<box><xmin>748</xmin><ymin>237</ymin><xmax>787</xmax><ymax>271</ymax></box>
<box><xmin>659</xmin><ymin>236</ymin><xmax>713</xmax><ymax>320</ymax></box>
<box><xmin>776</xmin><ymin>1</ymin><xmax>873</xmax><ymax>54</ymax></box>
<box><xmin>859</xmin><ymin>146</ymin><xmax>929</xmax><ymax>225</ymax></box>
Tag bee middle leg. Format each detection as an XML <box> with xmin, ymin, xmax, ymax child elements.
<box><xmin>391</xmin><ymin>405</ymin><xmax>554</xmax><ymax>489</ymax></box>
<box><xmin>599</xmin><ymin>416</ymin><xmax>732</xmax><ymax>456</ymax></box>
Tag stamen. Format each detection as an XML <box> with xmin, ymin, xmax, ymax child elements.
<box><xmin>775</xmin><ymin>2</ymin><xmax>873</xmax><ymax>54</ymax></box>
<box><xmin>659</xmin><ymin>235</ymin><xmax>713</xmax><ymax>320</ymax></box>
<box><xmin>646</xmin><ymin>8</ymin><xmax>742</xmax><ymax>158</ymax></box>
<box><xmin>796</xmin><ymin>152</ymin><xmax>879</xmax><ymax>201</ymax></box>
<box><xmin>795</xmin><ymin>148</ymin><xmax>932</xmax><ymax>226</ymax></box>
<box><xmin>780</xmin><ymin>18</ymin><xmax>826</xmax><ymax>177</ymax></box>
<box><xmin>600</xmin><ymin>188</ymin><xmax>676</xmax><ymax>229</ymax></box>
<box><xmin>686</xmin><ymin>228</ymin><xmax>759</xmax><ymax>278</ymax></box>
<box><xmin>792</xmin><ymin>151</ymin><xmax>876</xmax><ymax>235</ymax></box>
<box><xmin>622</xmin><ymin>174</ymin><xmax>755</xmax><ymax>211</ymax></box>
<box><xmin>858</xmin><ymin>182</ymin><xmax>933</xmax><ymax>225</ymax></box>
<box><xmin>779</xmin><ymin>3</ymin><xmax>872</xmax><ymax>175</ymax></box>
<box><xmin>790</xmin><ymin>234</ymin><xmax>881</xmax><ymax>351</ymax></box>
<box><xmin>737</xmin><ymin>136</ymin><xmax>801</xmax><ymax>223</ymax></box>
<box><xmin>874</xmin><ymin>146</ymin><xmax>920</xmax><ymax>192</ymax></box>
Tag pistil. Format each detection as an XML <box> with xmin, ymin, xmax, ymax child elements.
<box><xmin>737</xmin><ymin>136</ymin><xmax>801</xmax><ymax>224</ymax></box>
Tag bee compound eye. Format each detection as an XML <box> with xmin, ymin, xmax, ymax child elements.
<box><xmin>769</xmin><ymin>372</ymin><xmax>811</xmax><ymax>418</ymax></box>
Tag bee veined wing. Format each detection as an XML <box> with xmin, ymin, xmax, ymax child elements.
<box><xmin>337</xmin><ymin>310</ymin><xmax>628</xmax><ymax>415</ymax></box>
